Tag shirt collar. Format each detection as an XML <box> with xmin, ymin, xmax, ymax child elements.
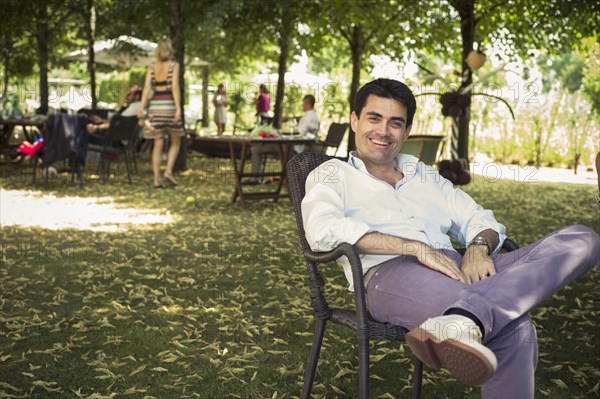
<box><xmin>348</xmin><ymin>151</ymin><xmax>420</xmax><ymax>179</ymax></box>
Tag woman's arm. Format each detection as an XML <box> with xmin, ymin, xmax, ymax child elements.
<box><xmin>171</xmin><ymin>62</ymin><xmax>181</xmax><ymax>120</ymax></box>
<box><xmin>137</xmin><ymin>67</ymin><xmax>152</xmax><ymax>117</ymax></box>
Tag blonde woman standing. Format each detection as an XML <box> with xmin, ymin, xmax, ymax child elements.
<box><xmin>138</xmin><ymin>39</ymin><xmax>183</xmax><ymax>188</ymax></box>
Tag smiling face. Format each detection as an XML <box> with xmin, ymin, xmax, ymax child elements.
<box><xmin>351</xmin><ymin>94</ymin><xmax>412</xmax><ymax>170</ymax></box>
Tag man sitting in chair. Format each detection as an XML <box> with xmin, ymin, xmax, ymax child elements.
<box><xmin>247</xmin><ymin>94</ymin><xmax>319</xmax><ymax>184</ymax></box>
<box><xmin>301</xmin><ymin>78</ymin><xmax>600</xmax><ymax>397</ymax></box>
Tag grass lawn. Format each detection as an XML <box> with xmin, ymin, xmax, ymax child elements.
<box><xmin>1</xmin><ymin>152</ymin><xmax>599</xmax><ymax>399</ymax></box>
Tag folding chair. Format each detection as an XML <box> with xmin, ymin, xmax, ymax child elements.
<box><xmin>286</xmin><ymin>152</ymin><xmax>518</xmax><ymax>399</ymax></box>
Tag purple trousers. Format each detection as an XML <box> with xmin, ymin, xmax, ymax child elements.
<box><xmin>365</xmin><ymin>225</ymin><xmax>600</xmax><ymax>399</ymax></box>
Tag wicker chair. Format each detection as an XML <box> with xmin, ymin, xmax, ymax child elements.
<box><xmin>286</xmin><ymin>151</ymin><xmax>518</xmax><ymax>399</ymax></box>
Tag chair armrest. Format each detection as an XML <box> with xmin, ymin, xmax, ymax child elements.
<box><xmin>304</xmin><ymin>242</ymin><xmax>358</xmax><ymax>263</ymax></box>
<box><xmin>304</xmin><ymin>243</ymin><xmax>371</xmax><ymax>327</ymax></box>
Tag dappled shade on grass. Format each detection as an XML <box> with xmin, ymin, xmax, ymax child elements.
<box><xmin>1</xmin><ymin>154</ymin><xmax>599</xmax><ymax>398</ymax></box>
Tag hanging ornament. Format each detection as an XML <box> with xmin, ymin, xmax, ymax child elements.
<box><xmin>466</xmin><ymin>50</ymin><xmax>486</xmax><ymax>70</ymax></box>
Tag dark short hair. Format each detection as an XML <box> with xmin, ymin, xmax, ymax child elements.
<box><xmin>303</xmin><ymin>94</ymin><xmax>315</xmax><ymax>108</ymax></box>
<box><xmin>354</xmin><ymin>79</ymin><xmax>417</xmax><ymax>127</ymax></box>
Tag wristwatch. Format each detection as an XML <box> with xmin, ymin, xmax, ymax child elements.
<box><xmin>469</xmin><ymin>235</ymin><xmax>491</xmax><ymax>255</ymax></box>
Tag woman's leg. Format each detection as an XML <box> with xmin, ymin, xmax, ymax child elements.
<box><xmin>152</xmin><ymin>137</ymin><xmax>164</xmax><ymax>186</ymax></box>
<box><xmin>164</xmin><ymin>130</ymin><xmax>181</xmax><ymax>180</ymax></box>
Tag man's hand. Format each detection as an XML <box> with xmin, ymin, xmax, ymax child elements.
<box><xmin>414</xmin><ymin>243</ymin><xmax>467</xmax><ymax>283</ymax></box>
<box><xmin>461</xmin><ymin>245</ymin><xmax>496</xmax><ymax>284</ymax></box>
<box><xmin>355</xmin><ymin>232</ymin><xmax>467</xmax><ymax>283</ymax></box>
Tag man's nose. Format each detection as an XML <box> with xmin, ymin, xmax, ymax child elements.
<box><xmin>373</xmin><ymin>120</ymin><xmax>391</xmax><ymax>136</ymax></box>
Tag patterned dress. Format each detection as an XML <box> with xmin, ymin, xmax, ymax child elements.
<box><xmin>145</xmin><ymin>61</ymin><xmax>183</xmax><ymax>139</ymax></box>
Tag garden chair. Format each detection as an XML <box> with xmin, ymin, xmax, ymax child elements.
<box><xmin>311</xmin><ymin>122</ymin><xmax>349</xmax><ymax>157</ymax></box>
<box><xmin>400</xmin><ymin>135</ymin><xmax>445</xmax><ymax>165</ymax></box>
<box><xmin>87</xmin><ymin>114</ymin><xmax>139</xmax><ymax>183</ymax></box>
<box><xmin>286</xmin><ymin>151</ymin><xmax>519</xmax><ymax>399</ymax></box>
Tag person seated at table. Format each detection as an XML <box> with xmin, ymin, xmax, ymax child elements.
<box><xmin>281</xmin><ymin>94</ymin><xmax>320</xmax><ymax>136</ymax></box>
<box><xmin>86</xmin><ymin>85</ymin><xmax>142</xmax><ymax>144</ymax></box>
<box><xmin>246</xmin><ymin>95</ymin><xmax>319</xmax><ymax>185</ymax></box>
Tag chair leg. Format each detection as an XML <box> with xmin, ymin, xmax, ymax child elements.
<box><xmin>130</xmin><ymin>148</ymin><xmax>138</xmax><ymax>174</ymax></box>
<box><xmin>301</xmin><ymin>319</ymin><xmax>327</xmax><ymax>399</ymax></box>
<box><xmin>102</xmin><ymin>156</ymin><xmax>109</xmax><ymax>183</ymax></box>
<box><xmin>412</xmin><ymin>357</ymin><xmax>423</xmax><ymax>399</ymax></box>
<box><xmin>357</xmin><ymin>333</ymin><xmax>370</xmax><ymax>399</ymax></box>
<box><xmin>124</xmin><ymin>152</ymin><xmax>132</xmax><ymax>183</ymax></box>
<box><xmin>76</xmin><ymin>161</ymin><xmax>84</xmax><ymax>187</ymax></box>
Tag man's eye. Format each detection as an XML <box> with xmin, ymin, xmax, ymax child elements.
<box><xmin>390</xmin><ymin>122</ymin><xmax>404</xmax><ymax>129</ymax></box>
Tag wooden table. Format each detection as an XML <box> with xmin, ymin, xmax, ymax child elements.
<box><xmin>193</xmin><ymin>135</ymin><xmax>316</xmax><ymax>208</ymax></box>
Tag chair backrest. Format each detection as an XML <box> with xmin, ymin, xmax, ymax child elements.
<box><xmin>400</xmin><ymin>135</ymin><xmax>444</xmax><ymax>165</ymax></box>
<box><xmin>78</xmin><ymin>108</ymin><xmax>110</xmax><ymax>120</ymax></box>
<box><xmin>107</xmin><ymin>114</ymin><xmax>139</xmax><ymax>142</ymax></box>
<box><xmin>287</xmin><ymin>152</ymin><xmax>335</xmax><ymax>253</ymax></box>
<box><xmin>320</xmin><ymin>123</ymin><xmax>349</xmax><ymax>153</ymax></box>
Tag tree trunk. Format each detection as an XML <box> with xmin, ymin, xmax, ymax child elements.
<box><xmin>86</xmin><ymin>0</ymin><xmax>97</xmax><ymax>109</ymax></box>
<box><xmin>2</xmin><ymin>42</ymin><xmax>11</xmax><ymax>100</ymax></box>
<box><xmin>347</xmin><ymin>25</ymin><xmax>364</xmax><ymax>153</ymax></box>
<box><xmin>202</xmin><ymin>65</ymin><xmax>209</xmax><ymax>127</ymax></box>
<box><xmin>170</xmin><ymin>0</ymin><xmax>187</xmax><ymax>172</ymax></box>
<box><xmin>455</xmin><ymin>0</ymin><xmax>475</xmax><ymax>162</ymax></box>
<box><xmin>36</xmin><ymin>3</ymin><xmax>49</xmax><ymax>114</ymax></box>
<box><xmin>273</xmin><ymin>21</ymin><xmax>291</xmax><ymax>129</ymax></box>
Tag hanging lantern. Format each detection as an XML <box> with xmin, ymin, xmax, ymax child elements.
<box><xmin>466</xmin><ymin>50</ymin><xmax>486</xmax><ymax>70</ymax></box>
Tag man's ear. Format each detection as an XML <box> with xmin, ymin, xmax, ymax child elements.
<box><xmin>350</xmin><ymin>111</ymin><xmax>358</xmax><ymax>132</ymax></box>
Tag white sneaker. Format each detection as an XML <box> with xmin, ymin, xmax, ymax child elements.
<box><xmin>406</xmin><ymin>314</ymin><xmax>497</xmax><ymax>386</ymax></box>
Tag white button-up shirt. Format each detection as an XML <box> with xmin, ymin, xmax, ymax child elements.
<box><xmin>297</xmin><ymin>109</ymin><xmax>320</xmax><ymax>135</ymax></box>
<box><xmin>301</xmin><ymin>152</ymin><xmax>507</xmax><ymax>290</ymax></box>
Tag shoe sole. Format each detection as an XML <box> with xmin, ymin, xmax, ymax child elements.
<box><xmin>406</xmin><ymin>327</ymin><xmax>495</xmax><ymax>386</ymax></box>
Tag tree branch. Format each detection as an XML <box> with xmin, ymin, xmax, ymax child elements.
<box><xmin>365</xmin><ymin>5</ymin><xmax>405</xmax><ymax>42</ymax></box>
<box><xmin>339</xmin><ymin>27</ymin><xmax>351</xmax><ymax>45</ymax></box>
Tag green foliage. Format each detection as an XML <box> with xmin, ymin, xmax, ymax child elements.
<box><xmin>1</xmin><ymin>0</ymin><xmax>598</xmax><ymax>165</ymax></box>
<box><xmin>96</xmin><ymin>69</ymin><xmax>145</xmax><ymax>105</ymax></box>
<box><xmin>537</xmin><ymin>51</ymin><xmax>585</xmax><ymax>93</ymax></box>
<box><xmin>579</xmin><ymin>37</ymin><xmax>600</xmax><ymax>119</ymax></box>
